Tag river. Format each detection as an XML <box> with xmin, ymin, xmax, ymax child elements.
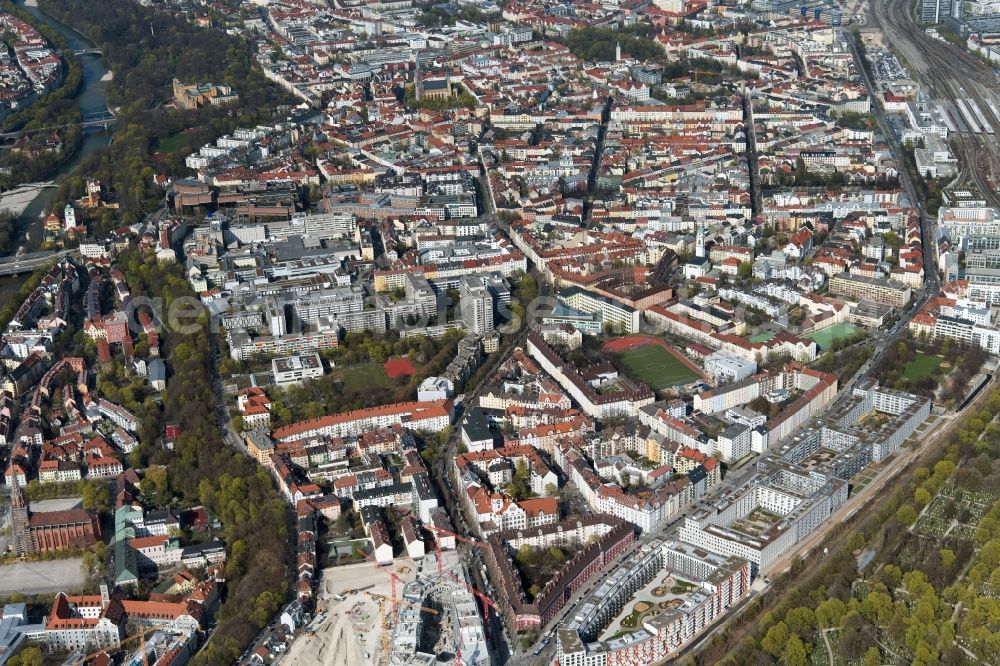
<box><xmin>0</xmin><ymin>1</ymin><xmax>112</xmax><ymax>298</ymax></box>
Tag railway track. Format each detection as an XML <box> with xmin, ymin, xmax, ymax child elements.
<box><xmin>872</xmin><ymin>0</ymin><xmax>994</xmax><ymax>88</ymax></box>
<box><xmin>870</xmin><ymin>0</ymin><xmax>1000</xmax><ymax>203</ymax></box>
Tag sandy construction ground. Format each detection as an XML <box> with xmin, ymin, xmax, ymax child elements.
<box><xmin>284</xmin><ymin>559</ymin><xmax>418</xmax><ymax>666</ymax></box>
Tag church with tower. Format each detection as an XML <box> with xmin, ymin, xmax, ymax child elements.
<box><xmin>7</xmin><ymin>478</ymin><xmax>102</xmax><ymax>555</ymax></box>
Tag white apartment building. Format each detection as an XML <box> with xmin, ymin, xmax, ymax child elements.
<box><xmin>933</xmin><ymin>315</ymin><xmax>1000</xmax><ymax>354</ymax></box>
<box><xmin>718</xmin><ymin>287</ymin><xmax>783</xmax><ymax>317</ymax></box>
<box><xmin>716</xmin><ymin>422</ymin><xmax>751</xmax><ymax>462</ymax></box>
<box><xmin>272</xmin><ymin>400</ymin><xmax>453</xmax><ymax>441</ymax></box>
<box><xmin>98</xmin><ymin>399</ymin><xmax>139</xmax><ymax>432</ymax></box>
<box><xmin>227</xmin><ymin>330</ymin><xmax>340</xmax><ymax>361</ymax></box>
<box><xmin>678</xmin><ymin>510</ymin><xmax>798</xmax><ymax>573</ymax></box>
<box><xmin>130</xmin><ymin>535</ymin><xmax>183</xmax><ymax>570</ymax></box>
<box><xmin>79</xmin><ymin>242</ymin><xmax>110</xmax><ymax>259</ymax></box>
<box><xmin>556</xmin><ymin>541</ymin><xmax>750</xmax><ymax>666</ymax></box>
<box><xmin>559</xmin><ymin>287</ymin><xmax>640</xmax><ymax>334</ymax></box>
<box><xmin>39</xmin><ymin>462</ymin><xmax>81</xmax><ymax>484</ymax></box>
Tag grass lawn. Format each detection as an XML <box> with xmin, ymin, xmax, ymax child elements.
<box><xmin>620</xmin><ymin>608</ymin><xmax>641</xmax><ymax>629</ymax></box>
<box><xmin>615</xmin><ymin>344</ymin><xmax>700</xmax><ymax>389</ymax></box>
<box><xmin>619</xmin><ymin>602</ymin><xmax>661</xmax><ymax>630</ymax></box>
<box><xmin>902</xmin><ymin>353</ymin><xmax>944</xmax><ymax>381</ymax></box>
<box><xmin>335</xmin><ymin>363</ymin><xmax>392</xmax><ymax>390</ymax></box>
<box><xmin>749</xmin><ymin>332</ymin><xmax>775</xmax><ymax>343</ymax></box>
<box><xmin>671</xmin><ymin>579</ymin><xmax>697</xmax><ymax>593</ymax></box>
<box><xmin>155</xmin><ymin>130</ymin><xmax>188</xmax><ymax>154</ymax></box>
<box><xmin>806</xmin><ymin>323</ymin><xmax>860</xmax><ymax>350</ymax></box>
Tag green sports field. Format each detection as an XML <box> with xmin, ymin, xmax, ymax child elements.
<box><xmin>806</xmin><ymin>322</ymin><xmax>860</xmax><ymax>350</ymax></box>
<box><xmin>615</xmin><ymin>345</ymin><xmax>701</xmax><ymax>390</ymax></box>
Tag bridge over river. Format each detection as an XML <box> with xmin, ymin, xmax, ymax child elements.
<box><xmin>0</xmin><ymin>249</ymin><xmax>68</xmax><ymax>277</ymax></box>
<box><xmin>0</xmin><ymin>110</ymin><xmax>116</xmax><ymax>140</ymax></box>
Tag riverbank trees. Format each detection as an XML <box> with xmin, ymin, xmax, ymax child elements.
<box><xmin>0</xmin><ymin>0</ymin><xmax>84</xmax><ymax>189</ymax></box>
<box><xmin>39</xmin><ymin>0</ymin><xmax>294</xmax><ymax>224</ymax></box>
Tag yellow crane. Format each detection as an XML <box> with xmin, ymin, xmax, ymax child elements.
<box><xmin>80</xmin><ymin>623</ymin><xmax>171</xmax><ymax>666</ymax></box>
<box><xmin>365</xmin><ymin>591</ymin><xmax>439</xmax><ymax>663</ymax></box>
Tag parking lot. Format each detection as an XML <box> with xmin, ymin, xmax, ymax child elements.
<box><xmin>0</xmin><ymin>558</ymin><xmax>86</xmax><ymax>596</ymax></box>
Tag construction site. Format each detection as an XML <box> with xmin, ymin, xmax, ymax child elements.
<box><xmin>284</xmin><ymin>549</ymin><xmax>490</xmax><ymax>666</ymax></box>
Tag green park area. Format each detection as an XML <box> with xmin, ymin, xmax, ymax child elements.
<box><xmin>902</xmin><ymin>353</ymin><xmax>945</xmax><ymax>382</ymax></box>
<box><xmin>240</xmin><ymin>330</ymin><xmax>466</xmax><ymax>429</ymax></box>
<box><xmin>337</xmin><ymin>363</ymin><xmax>393</xmax><ymax>391</ymax></box>
<box><xmin>870</xmin><ymin>339</ymin><xmax>985</xmax><ymax>404</ymax></box>
<box><xmin>155</xmin><ymin>130</ymin><xmax>187</xmax><ymax>154</ymax></box>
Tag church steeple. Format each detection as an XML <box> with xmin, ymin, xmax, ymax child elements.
<box><xmin>615</xmin><ymin>41</ymin><xmax>622</xmax><ymax>62</ymax></box>
<box><xmin>9</xmin><ymin>475</ymin><xmax>31</xmax><ymax>556</ymax></box>
<box><xmin>414</xmin><ymin>53</ymin><xmax>422</xmax><ymax>103</ymax></box>
<box><xmin>445</xmin><ymin>43</ymin><xmax>452</xmax><ymax>95</ymax></box>
<box><xmin>9</xmin><ymin>473</ymin><xmax>24</xmax><ymax>509</ymax></box>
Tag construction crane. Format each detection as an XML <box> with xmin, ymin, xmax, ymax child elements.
<box><xmin>366</xmin><ymin>590</ymin><xmax>438</xmax><ymax>614</ymax></box>
<box><xmin>425</xmin><ymin>524</ymin><xmax>489</xmax><ymax>574</ymax></box>
<box><xmin>445</xmin><ymin>571</ymin><xmax>498</xmax><ymax>621</ymax></box>
<box><xmin>363</xmin><ymin>549</ymin><xmax>406</xmax><ymax>623</ymax></box>
<box><xmin>365</xmin><ymin>591</ymin><xmax>439</xmax><ymax>664</ymax></box>
<box><xmin>363</xmin><ymin>546</ymin><xmax>496</xmax><ymax>666</ymax></box>
<box><xmin>80</xmin><ymin>623</ymin><xmax>169</xmax><ymax>666</ymax></box>
<box><xmin>445</xmin><ymin>572</ymin><xmax>500</xmax><ymax>666</ymax></box>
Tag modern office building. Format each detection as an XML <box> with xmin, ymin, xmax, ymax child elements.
<box><xmin>460</xmin><ymin>275</ymin><xmax>495</xmax><ymax>334</ymax></box>
<box><xmin>829</xmin><ymin>274</ymin><xmax>912</xmax><ymax>307</ymax></box>
<box><xmin>920</xmin><ymin>0</ymin><xmax>952</xmax><ymax>23</ymax></box>
<box><xmin>272</xmin><ymin>353</ymin><xmax>325</xmax><ymax>385</ymax></box>
<box><xmin>704</xmin><ymin>352</ymin><xmax>757</xmax><ymax>383</ymax></box>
